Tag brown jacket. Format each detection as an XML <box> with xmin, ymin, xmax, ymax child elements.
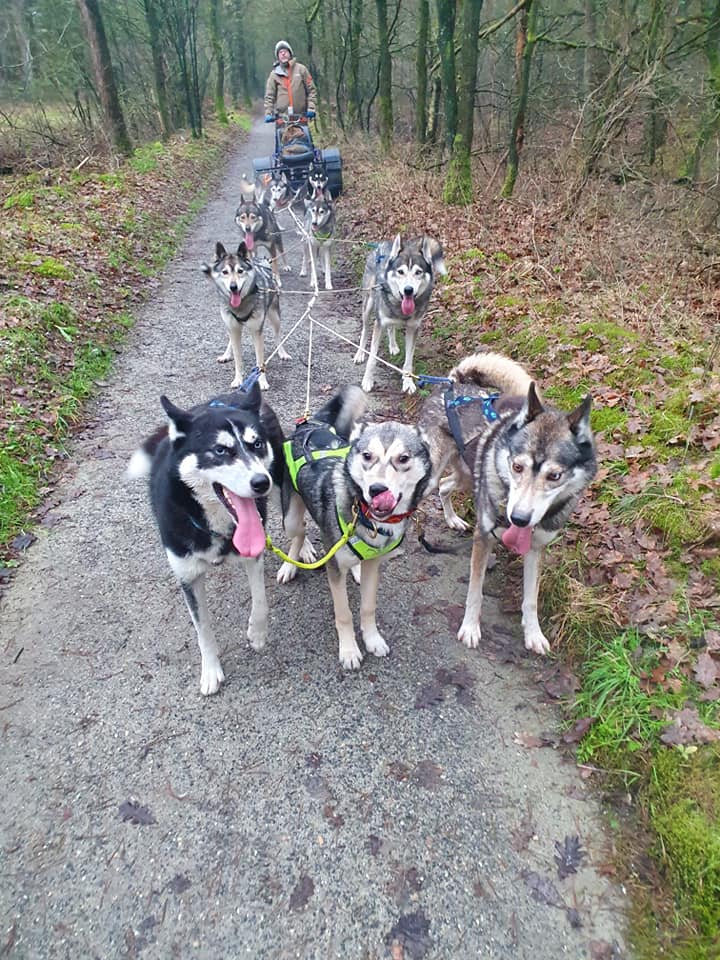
<box><xmin>264</xmin><ymin>59</ymin><xmax>317</xmax><ymax>116</ymax></box>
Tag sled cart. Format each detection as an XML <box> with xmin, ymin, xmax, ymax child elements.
<box><xmin>253</xmin><ymin>114</ymin><xmax>343</xmax><ymax>199</ymax></box>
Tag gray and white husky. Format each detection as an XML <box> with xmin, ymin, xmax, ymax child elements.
<box><xmin>300</xmin><ymin>192</ymin><xmax>335</xmax><ymax>290</ymax></box>
<box><xmin>234</xmin><ymin>187</ymin><xmax>290</xmax><ymax>282</ymax></box>
<box><xmin>354</xmin><ymin>234</ymin><xmax>446</xmax><ymax>394</ymax></box>
<box><xmin>277</xmin><ymin>386</ymin><xmax>433</xmax><ymax>669</ymax></box>
<box><xmin>126</xmin><ymin>382</ymin><xmax>286</xmax><ymax>695</ymax></box>
<box><xmin>419</xmin><ymin>351</ymin><xmax>597</xmax><ymax>656</ymax></box>
<box><xmin>203</xmin><ymin>241</ymin><xmax>290</xmax><ymax>391</ymax></box>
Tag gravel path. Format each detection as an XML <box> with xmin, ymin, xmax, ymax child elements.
<box><xmin>0</xmin><ymin>120</ymin><xmax>626</xmax><ymax>959</ymax></box>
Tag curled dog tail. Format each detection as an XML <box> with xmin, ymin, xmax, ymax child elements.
<box><xmin>450</xmin><ymin>352</ymin><xmax>534</xmax><ymax>397</ymax></box>
<box><xmin>126</xmin><ymin>425</ymin><xmax>168</xmax><ymax>480</ymax></box>
<box><xmin>313</xmin><ymin>385</ymin><xmax>367</xmax><ymax>439</ymax></box>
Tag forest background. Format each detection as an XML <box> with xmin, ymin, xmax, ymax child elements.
<box><xmin>1</xmin><ymin>1</ymin><xmax>720</xmax><ymax>957</ymax></box>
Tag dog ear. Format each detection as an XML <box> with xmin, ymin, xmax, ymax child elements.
<box><xmin>567</xmin><ymin>394</ymin><xmax>593</xmax><ymax>439</ymax></box>
<box><xmin>160</xmin><ymin>396</ymin><xmax>193</xmax><ymax>443</ymax></box>
<box><xmin>389</xmin><ymin>234</ymin><xmax>402</xmax><ymax>260</ymax></box>
<box><xmin>422</xmin><ymin>237</ymin><xmax>447</xmax><ymax>277</ymax></box>
<box><xmin>215</xmin><ymin>241</ymin><xmax>227</xmax><ymax>260</ymax></box>
<box><xmin>237</xmin><ymin>241</ymin><xmax>249</xmax><ymax>259</ymax></box>
<box><xmin>514</xmin><ymin>382</ymin><xmax>544</xmax><ymax>428</ymax></box>
<box><xmin>238</xmin><ymin>378</ymin><xmax>262</xmax><ymax>411</ymax></box>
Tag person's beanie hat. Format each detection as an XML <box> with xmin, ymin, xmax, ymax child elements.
<box><xmin>275</xmin><ymin>41</ymin><xmax>293</xmax><ymax>58</ymax></box>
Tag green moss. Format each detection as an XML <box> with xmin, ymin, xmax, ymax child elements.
<box><xmin>33</xmin><ymin>257</ymin><xmax>72</xmax><ymax>280</ymax></box>
<box><xmin>494</xmin><ymin>293</ymin><xmax>524</xmax><ymax>308</ymax></box>
<box><xmin>534</xmin><ymin>299</ymin><xmax>568</xmax><ymax>318</ymax></box>
<box><xmin>591</xmin><ymin>406</ymin><xmax>627</xmax><ymax>434</ymax></box>
<box><xmin>3</xmin><ymin>190</ymin><xmax>37</xmax><ymax>210</ymax></box>
<box><xmin>130</xmin><ymin>141</ymin><xmax>165</xmax><ymax>174</ymax></box>
<box><xmin>648</xmin><ymin>408</ymin><xmax>693</xmax><ymax>444</ymax></box>
<box><xmin>577</xmin><ymin>319</ymin><xmax>639</xmax><ymax>341</ymax></box>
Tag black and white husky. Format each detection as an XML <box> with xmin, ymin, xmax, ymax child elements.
<box><xmin>127</xmin><ymin>382</ymin><xmax>285</xmax><ymax>695</ymax></box>
<box><xmin>299</xmin><ymin>192</ymin><xmax>335</xmax><ymax>290</ymax></box>
<box><xmin>354</xmin><ymin>234</ymin><xmax>446</xmax><ymax>395</ymax></box>
<box><xmin>203</xmin><ymin>241</ymin><xmax>290</xmax><ymax>391</ymax></box>
<box><xmin>278</xmin><ymin>386</ymin><xmax>433</xmax><ymax>669</ymax></box>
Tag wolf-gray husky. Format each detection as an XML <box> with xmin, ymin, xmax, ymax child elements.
<box><xmin>354</xmin><ymin>234</ymin><xmax>446</xmax><ymax>395</ymax></box>
<box><xmin>277</xmin><ymin>386</ymin><xmax>433</xmax><ymax>669</ymax></box>
<box><xmin>234</xmin><ymin>188</ymin><xmax>289</xmax><ymax>282</ymax></box>
<box><xmin>419</xmin><ymin>351</ymin><xmax>596</xmax><ymax>655</ymax></box>
<box><xmin>203</xmin><ymin>241</ymin><xmax>290</xmax><ymax>392</ymax></box>
<box><xmin>126</xmin><ymin>382</ymin><xmax>286</xmax><ymax>695</ymax></box>
<box><xmin>300</xmin><ymin>192</ymin><xmax>335</xmax><ymax>290</ymax></box>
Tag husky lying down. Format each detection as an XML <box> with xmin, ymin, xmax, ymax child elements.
<box><xmin>277</xmin><ymin>386</ymin><xmax>433</xmax><ymax>669</ymax></box>
<box><xmin>127</xmin><ymin>382</ymin><xmax>285</xmax><ymax>694</ymax></box>
<box><xmin>419</xmin><ymin>351</ymin><xmax>597</xmax><ymax>655</ymax></box>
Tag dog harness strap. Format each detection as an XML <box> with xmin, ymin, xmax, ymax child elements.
<box><xmin>337</xmin><ymin>507</ymin><xmax>404</xmax><ymax>560</ymax></box>
<box><xmin>283</xmin><ymin>435</ymin><xmax>351</xmax><ymax>492</ymax></box>
<box><xmin>443</xmin><ymin>385</ymin><xmax>467</xmax><ymax>458</ymax></box>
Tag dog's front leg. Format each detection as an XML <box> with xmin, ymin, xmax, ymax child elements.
<box><xmin>360</xmin><ymin>320</ymin><xmax>383</xmax><ymax>393</ymax></box>
<box><xmin>439</xmin><ymin>473</ymin><xmax>470</xmax><ymax>532</ymax></box>
<box><xmin>458</xmin><ymin>530</ymin><xmax>493</xmax><ymax>649</ymax></box>
<box><xmin>327</xmin><ymin>564</ymin><xmax>363</xmax><ymax>669</ymax></box>
<box><xmin>299</xmin><ymin>240</ymin><xmax>308</xmax><ymax>277</ymax></box>
<box><xmin>249</xmin><ymin>326</ymin><xmax>269</xmax><ymax>390</ymax></box>
<box><xmin>387</xmin><ymin>327</ymin><xmax>400</xmax><ymax>356</ymax></box>
<box><xmin>267</xmin><ymin>306</ymin><xmax>291</xmax><ymax>361</ymax></box>
<box><xmin>181</xmin><ymin>576</ymin><xmax>225</xmax><ymax>695</ymax></box>
<box><xmin>401</xmin><ymin>325</ymin><xmax>418</xmax><ymax>394</ymax></box>
<box><xmin>226</xmin><ymin>319</ymin><xmax>245</xmax><ymax>389</ymax></box>
<box><xmin>521</xmin><ymin>546</ymin><xmax>550</xmax><ymax>655</ymax></box>
<box><xmin>277</xmin><ymin>494</ymin><xmax>307</xmax><ymax>584</ymax></box>
<box><xmin>217</xmin><ymin>336</ymin><xmax>233</xmax><ymax>363</ymax></box>
<box><xmin>242</xmin><ymin>555</ymin><xmax>268</xmax><ymax>651</ymax></box>
<box><xmin>358</xmin><ymin>557</ymin><xmax>389</xmax><ymax>658</ymax></box>
<box><xmin>353</xmin><ymin>299</ymin><xmax>372</xmax><ymax>364</ymax></box>
<box><xmin>322</xmin><ymin>245</ymin><xmax>332</xmax><ymax>290</ymax></box>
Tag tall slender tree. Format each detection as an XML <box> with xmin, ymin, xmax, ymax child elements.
<box><xmin>444</xmin><ymin>0</ymin><xmax>484</xmax><ymax>203</ymax></box>
<box><xmin>76</xmin><ymin>0</ymin><xmax>133</xmax><ymax>156</ymax></box>
<box><xmin>376</xmin><ymin>0</ymin><xmax>393</xmax><ymax>150</ymax></box>
<box><xmin>436</xmin><ymin>0</ymin><xmax>457</xmax><ymax>150</ymax></box>
<box><xmin>500</xmin><ymin>0</ymin><xmax>538</xmax><ymax>197</ymax></box>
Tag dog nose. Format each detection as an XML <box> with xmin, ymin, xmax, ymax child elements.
<box><xmin>403</xmin><ymin>286</ymin><xmax>414</xmax><ymax>296</ymax></box>
<box><xmin>368</xmin><ymin>483</ymin><xmax>388</xmax><ymax>499</ymax></box>
<box><xmin>509</xmin><ymin>511</ymin><xmax>531</xmax><ymax>527</ymax></box>
<box><xmin>251</xmin><ymin>474</ymin><xmax>271</xmax><ymax>495</ymax></box>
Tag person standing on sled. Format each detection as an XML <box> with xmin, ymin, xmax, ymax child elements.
<box><xmin>264</xmin><ymin>41</ymin><xmax>317</xmax><ymax>122</ymax></box>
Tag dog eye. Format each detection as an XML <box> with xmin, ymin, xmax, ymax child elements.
<box><xmin>214</xmin><ymin>444</ymin><xmax>232</xmax><ymax>456</ymax></box>
<box><xmin>362</xmin><ymin>451</ymin><xmax>373</xmax><ymax>463</ymax></box>
<box><xmin>511</xmin><ymin>462</ymin><xmax>524</xmax><ymax>474</ymax></box>
<box><xmin>547</xmin><ymin>470</ymin><xmax>562</xmax><ymax>482</ymax></box>
<box><xmin>250</xmin><ymin>439</ymin><xmax>265</xmax><ymax>452</ymax></box>
<box><xmin>397</xmin><ymin>454</ymin><xmax>410</xmax><ymax>465</ymax></box>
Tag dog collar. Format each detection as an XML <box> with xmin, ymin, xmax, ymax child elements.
<box><xmin>337</xmin><ymin>505</ymin><xmax>405</xmax><ymax>560</ymax></box>
<box><xmin>312</xmin><ymin>228</ymin><xmax>332</xmax><ymax>240</ymax></box>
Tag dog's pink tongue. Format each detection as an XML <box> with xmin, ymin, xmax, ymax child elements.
<box><xmin>401</xmin><ymin>295</ymin><xmax>415</xmax><ymax>316</ymax></box>
<box><xmin>224</xmin><ymin>491</ymin><xmax>265</xmax><ymax>557</ymax></box>
<box><xmin>370</xmin><ymin>490</ymin><xmax>397</xmax><ymax>514</ymax></box>
<box><xmin>502</xmin><ymin>524</ymin><xmax>533</xmax><ymax>555</ymax></box>
<box><xmin>230</xmin><ymin>291</ymin><xmax>242</xmax><ymax>309</ymax></box>
<box><xmin>244</xmin><ymin>231</ymin><xmax>254</xmax><ymax>251</ymax></box>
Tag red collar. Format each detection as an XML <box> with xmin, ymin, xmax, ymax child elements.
<box><xmin>358</xmin><ymin>501</ymin><xmax>415</xmax><ymax>525</ymax></box>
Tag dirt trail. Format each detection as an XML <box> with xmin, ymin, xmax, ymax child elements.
<box><xmin>0</xmin><ymin>121</ymin><xmax>626</xmax><ymax>959</ymax></box>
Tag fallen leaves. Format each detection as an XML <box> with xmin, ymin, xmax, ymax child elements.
<box><xmin>659</xmin><ymin>706</ymin><xmax>720</xmax><ymax>745</ymax></box>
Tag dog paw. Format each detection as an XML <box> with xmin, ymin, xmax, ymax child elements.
<box><xmin>458</xmin><ymin>621</ymin><xmax>481</xmax><ymax>649</ymax></box>
<box><xmin>282</xmin><ymin>264</ymin><xmax>292</xmax><ymax>273</ymax></box>
<box><xmin>230</xmin><ymin>376</ymin><xmax>244</xmax><ymax>388</ymax></box>
<box><xmin>200</xmin><ymin>659</ymin><xmax>225</xmax><ymax>696</ymax></box>
<box><xmin>401</xmin><ymin>376</ymin><xmax>417</xmax><ymax>395</ymax></box>
<box><xmin>387</xmin><ymin>340</ymin><xmax>400</xmax><ymax>357</ymax></box>
<box><xmin>299</xmin><ymin>267</ymin><xmax>307</xmax><ymax>277</ymax></box>
<box><xmin>325</xmin><ymin>281</ymin><xmax>333</xmax><ymax>290</ymax></box>
<box><xmin>350</xmin><ymin>564</ymin><xmax>361</xmax><ymax>585</ymax></box>
<box><xmin>276</xmin><ymin>346</ymin><xmax>291</xmax><ymax>361</ymax></box>
<box><xmin>247</xmin><ymin>626</ymin><xmax>267</xmax><ymax>651</ymax></box>
<box><xmin>258</xmin><ymin>373</ymin><xmax>270</xmax><ymax>390</ymax></box>
<box><xmin>524</xmin><ymin>628</ymin><xmax>550</xmax><ymax>655</ymax></box>
<box><xmin>339</xmin><ymin>644</ymin><xmax>364</xmax><ymax>670</ymax></box>
<box><xmin>446</xmin><ymin>514</ymin><xmax>471</xmax><ymax>532</ymax></box>
<box><xmin>364</xmin><ymin>631</ymin><xmax>389</xmax><ymax>658</ymax></box>
<box><xmin>217</xmin><ymin>351</ymin><xmax>232</xmax><ymax>363</ymax></box>
<box><xmin>277</xmin><ymin>561</ymin><xmax>298</xmax><ymax>584</ymax></box>
<box><xmin>353</xmin><ymin>349</ymin><xmax>366</xmax><ymax>365</ymax></box>
<box><xmin>299</xmin><ymin>537</ymin><xmax>317</xmax><ymax>563</ymax></box>
<box><xmin>361</xmin><ymin>375</ymin><xmax>375</xmax><ymax>393</ymax></box>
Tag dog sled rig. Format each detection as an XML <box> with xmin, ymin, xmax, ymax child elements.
<box><xmin>253</xmin><ymin>113</ymin><xmax>343</xmax><ymax>200</ymax></box>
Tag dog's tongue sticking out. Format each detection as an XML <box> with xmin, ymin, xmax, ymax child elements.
<box><xmin>502</xmin><ymin>524</ymin><xmax>533</xmax><ymax>556</ymax></box>
<box><xmin>244</xmin><ymin>231</ymin><xmax>254</xmax><ymax>251</ymax></box>
<box><xmin>224</xmin><ymin>491</ymin><xmax>266</xmax><ymax>557</ymax></box>
<box><xmin>370</xmin><ymin>490</ymin><xmax>397</xmax><ymax>515</ymax></box>
<box><xmin>401</xmin><ymin>295</ymin><xmax>415</xmax><ymax>316</ymax></box>
<box><xmin>230</xmin><ymin>291</ymin><xmax>243</xmax><ymax>309</ymax></box>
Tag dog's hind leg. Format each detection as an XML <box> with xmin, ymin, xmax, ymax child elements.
<box><xmin>358</xmin><ymin>557</ymin><xmax>389</xmax><ymax>658</ymax></box>
<box><xmin>522</xmin><ymin>545</ymin><xmax>551</xmax><ymax>655</ymax></box>
<box><xmin>458</xmin><ymin>530</ymin><xmax>493</xmax><ymax>649</ymax></box>
<box><xmin>439</xmin><ymin>473</ymin><xmax>470</xmax><ymax>532</ymax></box>
<box><xmin>249</xmin><ymin>326</ymin><xmax>269</xmax><ymax>390</ymax></box>
<box><xmin>242</xmin><ymin>555</ymin><xmax>269</xmax><ymax>651</ymax></box>
<box><xmin>226</xmin><ymin>319</ymin><xmax>245</xmax><ymax>389</ymax></box>
<box><xmin>181</xmin><ymin>576</ymin><xmax>225</xmax><ymax>695</ymax></box>
<box><xmin>353</xmin><ymin>298</ymin><xmax>373</xmax><ymax>365</ymax></box>
<box><xmin>360</xmin><ymin>319</ymin><xmax>383</xmax><ymax>393</ymax></box>
<box><xmin>299</xmin><ymin>240</ymin><xmax>308</xmax><ymax>278</ymax></box>
<box><xmin>322</xmin><ymin>245</ymin><xmax>332</xmax><ymax>290</ymax></box>
<box><xmin>327</xmin><ymin>564</ymin><xmax>363</xmax><ymax>669</ymax></box>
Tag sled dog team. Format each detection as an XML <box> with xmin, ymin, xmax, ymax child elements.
<box><xmin>128</xmin><ymin>168</ymin><xmax>597</xmax><ymax>696</ymax></box>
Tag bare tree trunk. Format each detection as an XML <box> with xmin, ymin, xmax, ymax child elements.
<box><xmin>76</xmin><ymin>0</ymin><xmax>133</xmax><ymax>157</ymax></box>
<box><xmin>435</xmin><ymin>0</ymin><xmax>457</xmax><ymax>150</ymax></box>
<box><xmin>416</xmin><ymin>0</ymin><xmax>429</xmax><ymax>143</ymax></box>
<box><xmin>376</xmin><ymin>0</ymin><xmax>393</xmax><ymax>151</ymax></box>
<box><xmin>348</xmin><ymin>0</ymin><xmax>364</xmax><ymax>129</ymax></box>
<box><xmin>142</xmin><ymin>0</ymin><xmax>173</xmax><ymax>138</ymax></box>
<box><xmin>208</xmin><ymin>0</ymin><xmax>228</xmax><ymax>124</ymax></box>
<box><xmin>444</xmin><ymin>0</ymin><xmax>484</xmax><ymax>203</ymax></box>
<box><xmin>500</xmin><ymin>0</ymin><xmax>537</xmax><ymax>198</ymax></box>
<box><xmin>682</xmin><ymin>0</ymin><xmax>720</xmax><ymax>181</ymax></box>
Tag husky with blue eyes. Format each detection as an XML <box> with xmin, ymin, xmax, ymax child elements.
<box><xmin>354</xmin><ymin>234</ymin><xmax>446</xmax><ymax>395</ymax></box>
<box><xmin>127</xmin><ymin>382</ymin><xmax>286</xmax><ymax>695</ymax></box>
